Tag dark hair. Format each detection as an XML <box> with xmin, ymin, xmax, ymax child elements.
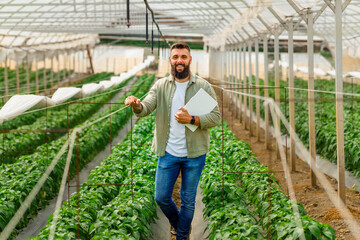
<box><xmin>170</xmin><ymin>42</ymin><xmax>191</xmax><ymax>53</ymax></box>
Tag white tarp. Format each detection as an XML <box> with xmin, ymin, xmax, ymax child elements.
<box><xmin>345</xmin><ymin>71</ymin><xmax>360</xmax><ymax>78</ymax></box>
<box><xmin>82</xmin><ymin>83</ymin><xmax>105</xmax><ymax>96</ymax></box>
<box><xmin>51</xmin><ymin>87</ymin><xmax>84</xmax><ymax>104</ymax></box>
<box><xmin>99</xmin><ymin>81</ymin><xmax>115</xmax><ymax>90</ymax></box>
<box><xmin>297</xmin><ymin>66</ymin><xmax>309</xmax><ymax>74</ymax></box>
<box><xmin>0</xmin><ymin>95</ymin><xmax>55</xmax><ymax>124</ymax></box>
<box><xmin>314</xmin><ymin>68</ymin><xmax>326</xmax><ymax>76</ymax></box>
<box><xmin>111</xmin><ymin>73</ymin><xmax>131</xmax><ymax>85</ymax></box>
<box><xmin>0</xmin><ymin>55</ymin><xmax>155</xmax><ymax>123</ymax></box>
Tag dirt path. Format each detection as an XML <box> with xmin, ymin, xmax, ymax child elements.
<box><xmin>220</xmin><ymin>99</ymin><xmax>360</xmax><ymax>240</ymax></box>
<box><xmin>171</xmin><ymin>175</ymin><xmax>182</xmax><ymax>240</ymax></box>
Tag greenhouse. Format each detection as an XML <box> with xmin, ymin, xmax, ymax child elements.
<box><xmin>0</xmin><ymin>0</ymin><xmax>360</xmax><ymax>239</ymax></box>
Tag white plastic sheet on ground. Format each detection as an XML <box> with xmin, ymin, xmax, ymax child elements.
<box><xmin>51</xmin><ymin>87</ymin><xmax>84</xmax><ymax>104</ymax></box>
<box><xmin>0</xmin><ymin>95</ymin><xmax>55</xmax><ymax>124</ymax></box>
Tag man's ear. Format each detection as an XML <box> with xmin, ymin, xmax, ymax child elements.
<box><xmin>190</xmin><ymin>56</ymin><xmax>192</xmax><ymax>64</ymax></box>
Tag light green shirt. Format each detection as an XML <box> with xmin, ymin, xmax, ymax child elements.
<box><xmin>135</xmin><ymin>73</ymin><xmax>221</xmax><ymax>158</ymax></box>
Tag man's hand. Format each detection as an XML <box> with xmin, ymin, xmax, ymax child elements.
<box><xmin>124</xmin><ymin>96</ymin><xmax>142</xmax><ymax>113</ymax></box>
<box><xmin>175</xmin><ymin>107</ymin><xmax>192</xmax><ymax>124</ymax></box>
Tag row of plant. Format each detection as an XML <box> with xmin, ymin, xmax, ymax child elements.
<box><xmin>0</xmin><ymin>74</ymin><xmax>155</xmax><ymax>238</ymax></box>
<box><xmin>33</xmin><ymin>114</ymin><xmax>158</xmax><ymax>239</ymax></box>
<box><xmin>207</xmin><ymin>122</ymin><xmax>336</xmax><ymax>239</ymax></box>
<box><xmin>0</xmin><ymin>72</ymin><xmax>114</xmax><ymax>131</ymax></box>
<box><xmin>0</xmin><ymin>72</ymin><xmax>129</xmax><ymax>164</ymax></box>
<box><xmin>201</xmin><ymin>130</ymin><xmax>264</xmax><ymax>239</ymax></box>
<box><xmin>232</xmin><ymin>75</ymin><xmax>360</xmax><ymax>178</ymax></box>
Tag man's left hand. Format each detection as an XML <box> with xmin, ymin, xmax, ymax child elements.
<box><xmin>175</xmin><ymin>107</ymin><xmax>191</xmax><ymax>124</ymax></box>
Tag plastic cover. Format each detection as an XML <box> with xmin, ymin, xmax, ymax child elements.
<box><xmin>0</xmin><ymin>95</ymin><xmax>55</xmax><ymax>124</ymax></box>
<box><xmin>0</xmin><ymin>55</ymin><xmax>155</xmax><ymax>123</ymax></box>
<box><xmin>51</xmin><ymin>87</ymin><xmax>84</xmax><ymax>104</ymax></box>
<box><xmin>99</xmin><ymin>80</ymin><xmax>115</xmax><ymax>90</ymax></box>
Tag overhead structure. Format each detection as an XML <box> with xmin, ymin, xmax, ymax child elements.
<box><xmin>1</xmin><ymin>0</ymin><xmax>360</xmax><ymax>239</ymax></box>
<box><xmin>0</xmin><ymin>1</ymin><xmax>358</xmax><ymax>57</ymax></box>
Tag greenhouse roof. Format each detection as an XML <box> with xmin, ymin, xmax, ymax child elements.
<box><xmin>0</xmin><ymin>0</ymin><xmax>360</xmax><ymax>55</ymax></box>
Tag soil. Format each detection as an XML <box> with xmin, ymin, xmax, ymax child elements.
<box><xmin>170</xmin><ymin>173</ymin><xmax>182</xmax><ymax>240</ymax></box>
<box><xmin>218</xmin><ymin>95</ymin><xmax>360</xmax><ymax>240</ymax></box>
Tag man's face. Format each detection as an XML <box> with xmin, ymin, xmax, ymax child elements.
<box><xmin>169</xmin><ymin>48</ymin><xmax>192</xmax><ymax>79</ymax></box>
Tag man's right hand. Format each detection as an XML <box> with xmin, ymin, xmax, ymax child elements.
<box><xmin>124</xmin><ymin>96</ymin><xmax>142</xmax><ymax>113</ymax></box>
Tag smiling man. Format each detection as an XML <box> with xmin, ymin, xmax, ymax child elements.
<box><xmin>125</xmin><ymin>42</ymin><xmax>220</xmax><ymax>240</ymax></box>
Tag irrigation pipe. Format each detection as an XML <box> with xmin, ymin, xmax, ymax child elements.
<box><xmin>48</xmin><ymin>129</ymin><xmax>78</xmax><ymax>240</ymax></box>
<box><xmin>0</xmin><ymin>136</ymin><xmax>70</xmax><ymax>240</ymax></box>
<box><xmin>217</xmin><ymin>85</ymin><xmax>360</xmax><ymax>238</ymax></box>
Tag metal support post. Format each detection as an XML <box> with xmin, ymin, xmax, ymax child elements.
<box><xmin>235</xmin><ymin>46</ymin><xmax>239</xmax><ymax>119</ymax></box>
<box><xmin>63</xmin><ymin>52</ymin><xmax>67</xmax><ymax>83</ymax></box>
<box><xmin>255</xmin><ymin>37</ymin><xmax>260</xmax><ymax>141</ymax></box>
<box><xmin>307</xmin><ymin>11</ymin><xmax>317</xmax><ymax>187</ymax></box>
<box><xmin>43</xmin><ymin>54</ymin><xmax>47</xmax><ymax>93</ymax></box>
<box><xmin>35</xmin><ymin>57</ymin><xmax>39</xmax><ymax>95</ymax></box>
<box><xmin>26</xmin><ymin>54</ymin><xmax>30</xmax><ymax>94</ymax></box>
<box><xmin>16</xmin><ymin>61</ymin><xmax>20</xmax><ymax>94</ymax></box>
<box><xmin>57</xmin><ymin>54</ymin><xmax>60</xmax><ymax>85</ymax></box>
<box><xmin>4</xmin><ymin>55</ymin><xmax>8</xmax><ymax>101</ymax></box>
<box><xmin>73</xmin><ymin>53</ymin><xmax>76</xmax><ymax>74</ymax></box>
<box><xmin>288</xmin><ymin>21</ymin><xmax>296</xmax><ymax>172</ymax></box>
<box><xmin>264</xmin><ymin>36</ymin><xmax>270</xmax><ymax>149</ymax></box>
<box><xmin>335</xmin><ymin>0</ymin><xmax>345</xmax><ymax>204</ymax></box>
<box><xmin>248</xmin><ymin>40</ymin><xmax>253</xmax><ymax>135</ymax></box>
<box><xmin>243</xmin><ymin>42</ymin><xmax>247</xmax><ymax>130</ymax></box>
<box><xmin>238</xmin><ymin>44</ymin><xmax>242</xmax><ymax>121</ymax></box>
<box><xmin>232</xmin><ymin>47</ymin><xmax>236</xmax><ymax>111</ymax></box>
<box><xmin>51</xmin><ymin>56</ymin><xmax>54</xmax><ymax>90</ymax></box>
<box><xmin>274</xmin><ymin>30</ymin><xmax>281</xmax><ymax>153</ymax></box>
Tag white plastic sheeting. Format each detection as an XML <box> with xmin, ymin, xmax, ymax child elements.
<box><xmin>345</xmin><ymin>72</ymin><xmax>360</xmax><ymax>79</ymax></box>
<box><xmin>0</xmin><ymin>95</ymin><xmax>55</xmax><ymax>124</ymax></box>
<box><xmin>51</xmin><ymin>87</ymin><xmax>84</xmax><ymax>104</ymax></box>
<box><xmin>82</xmin><ymin>83</ymin><xmax>105</xmax><ymax>96</ymax></box>
<box><xmin>99</xmin><ymin>81</ymin><xmax>115</xmax><ymax>90</ymax></box>
<box><xmin>0</xmin><ymin>55</ymin><xmax>156</xmax><ymax>124</ymax></box>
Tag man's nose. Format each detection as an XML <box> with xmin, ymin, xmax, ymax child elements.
<box><xmin>175</xmin><ymin>58</ymin><xmax>185</xmax><ymax>64</ymax></box>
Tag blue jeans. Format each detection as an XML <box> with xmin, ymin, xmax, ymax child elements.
<box><xmin>155</xmin><ymin>152</ymin><xmax>206</xmax><ymax>240</ymax></box>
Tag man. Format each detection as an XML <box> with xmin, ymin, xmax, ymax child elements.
<box><xmin>125</xmin><ymin>42</ymin><xmax>220</xmax><ymax>240</ymax></box>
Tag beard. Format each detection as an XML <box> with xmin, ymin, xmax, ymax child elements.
<box><xmin>171</xmin><ymin>63</ymin><xmax>190</xmax><ymax>79</ymax></box>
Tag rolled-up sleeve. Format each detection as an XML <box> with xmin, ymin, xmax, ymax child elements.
<box><xmin>198</xmin><ymin>84</ymin><xmax>221</xmax><ymax>130</ymax></box>
<box><xmin>134</xmin><ymin>81</ymin><xmax>158</xmax><ymax>117</ymax></box>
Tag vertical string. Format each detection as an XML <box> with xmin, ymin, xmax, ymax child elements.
<box><xmin>151</xmin><ymin>21</ymin><xmax>154</xmax><ymax>53</ymax></box>
<box><xmin>146</xmin><ymin>7</ymin><xmax>149</xmax><ymax>44</ymax></box>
